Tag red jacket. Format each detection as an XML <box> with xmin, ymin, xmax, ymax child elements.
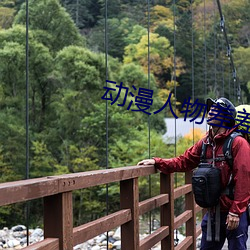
<box><xmin>154</xmin><ymin>127</ymin><xmax>250</xmax><ymax>216</ymax></box>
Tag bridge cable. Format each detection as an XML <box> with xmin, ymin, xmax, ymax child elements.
<box><xmin>215</xmin><ymin>0</ymin><xmax>242</xmax><ymax>104</ymax></box>
<box><xmin>203</xmin><ymin>0</ymin><xmax>209</xmax><ymax>134</ymax></box>
<box><xmin>213</xmin><ymin>0</ymin><xmax>217</xmax><ymax>97</ymax></box>
<box><xmin>204</xmin><ymin>0</ymin><xmax>207</xmax><ymax>99</ymax></box>
<box><xmin>172</xmin><ymin>0</ymin><xmax>179</xmax><ymax>245</ymax></box>
<box><xmin>104</xmin><ymin>0</ymin><xmax>109</xmax><ymax>248</ymax></box>
<box><xmin>147</xmin><ymin>0</ymin><xmax>152</xmax><ymax>234</ymax></box>
<box><xmin>191</xmin><ymin>0</ymin><xmax>195</xmax><ymax>145</ymax></box>
<box><xmin>25</xmin><ymin>0</ymin><xmax>30</xmax><ymax>245</ymax></box>
<box><xmin>218</xmin><ymin>24</ymin><xmax>225</xmax><ymax>97</ymax></box>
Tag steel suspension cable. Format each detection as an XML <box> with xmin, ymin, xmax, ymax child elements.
<box><xmin>25</xmin><ymin>0</ymin><xmax>30</xmax><ymax>245</ymax></box>
<box><xmin>76</xmin><ymin>0</ymin><xmax>79</xmax><ymax>27</ymax></box>
<box><xmin>147</xmin><ymin>0</ymin><xmax>152</xmax><ymax>234</ymax></box>
<box><xmin>173</xmin><ymin>0</ymin><xmax>179</xmax><ymax>245</ymax></box>
<box><xmin>105</xmin><ymin>0</ymin><xmax>109</xmax><ymax>248</ymax></box>
<box><xmin>215</xmin><ymin>0</ymin><xmax>242</xmax><ymax>104</ymax></box>
<box><xmin>173</xmin><ymin>1</ymin><xmax>177</xmax><ymax>158</ymax></box>
<box><xmin>204</xmin><ymin>0</ymin><xmax>207</xmax><ymax>98</ymax></box>
<box><xmin>218</xmin><ymin>29</ymin><xmax>225</xmax><ymax>96</ymax></box>
<box><xmin>213</xmin><ymin>0</ymin><xmax>217</xmax><ymax>95</ymax></box>
<box><xmin>228</xmin><ymin>64</ymin><xmax>231</xmax><ymax>100</ymax></box>
<box><xmin>191</xmin><ymin>0</ymin><xmax>195</xmax><ymax>145</ymax></box>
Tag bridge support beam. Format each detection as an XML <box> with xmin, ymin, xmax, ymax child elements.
<box><xmin>161</xmin><ymin>173</ymin><xmax>174</xmax><ymax>250</ymax></box>
<box><xmin>185</xmin><ymin>171</ymin><xmax>196</xmax><ymax>250</ymax></box>
<box><xmin>120</xmin><ymin>178</ymin><xmax>139</xmax><ymax>250</ymax></box>
<box><xmin>44</xmin><ymin>192</ymin><xmax>73</xmax><ymax>250</ymax></box>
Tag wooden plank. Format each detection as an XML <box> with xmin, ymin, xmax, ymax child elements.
<box><xmin>120</xmin><ymin>178</ymin><xmax>140</xmax><ymax>250</ymax></box>
<box><xmin>140</xmin><ymin>226</ymin><xmax>169</xmax><ymax>250</ymax></box>
<box><xmin>174</xmin><ymin>184</ymin><xmax>192</xmax><ymax>199</ymax></box>
<box><xmin>185</xmin><ymin>172</ymin><xmax>196</xmax><ymax>250</ymax></box>
<box><xmin>175</xmin><ymin>236</ymin><xmax>193</xmax><ymax>250</ymax></box>
<box><xmin>161</xmin><ymin>173</ymin><xmax>174</xmax><ymax>250</ymax></box>
<box><xmin>0</xmin><ymin>177</ymin><xmax>59</xmax><ymax>206</ymax></box>
<box><xmin>139</xmin><ymin>194</ymin><xmax>169</xmax><ymax>215</ymax></box>
<box><xmin>174</xmin><ymin>210</ymin><xmax>192</xmax><ymax>229</ymax></box>
<box><xmin>0</xmin><ymin>166</ymin><xmax>156</xmax><ymax>206</ymax></box>
<box><xmin>73</xmin><ymin>209</ymin><xmax>131</xmax><ymax>245</ymax></box>
<box><xmin>44</xmin><ymin>192</ymin><xmax>73</xmax><ymax>250</ymax></box>
<box><xmin>58</xmin><ymin>165</ymin><xmax>156</xmax><ymax>192</ymax></box>
<box><xmin>22</xmin><ymin>238</ymin><xmax>59</xmax><ymax>250</ymax></box>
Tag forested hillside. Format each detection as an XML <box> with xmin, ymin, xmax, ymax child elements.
<box><xmin>0</xmin><ymin>0</ymin><xmax>249</xmax><ymax>227</ymax></box>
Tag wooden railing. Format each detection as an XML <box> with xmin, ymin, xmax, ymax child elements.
<box><xmin>0</xmin><ymin>165</ymin><xmax>203</xmax><ymax>250</ymax></box>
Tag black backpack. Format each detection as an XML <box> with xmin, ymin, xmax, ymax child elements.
<box><xmin>192</xmin><ymin>132</ymin><xmax>241</xmax><ymax>208</ymax></box>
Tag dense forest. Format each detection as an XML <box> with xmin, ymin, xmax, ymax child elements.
<box><xmin>0</xmin><ymin>0</ymin><xmax>249</xmax><ymax>227</ymax></box>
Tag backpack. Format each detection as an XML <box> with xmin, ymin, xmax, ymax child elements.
<box><xmin>192</xmin><ymin>131</ymin><xmax>241</xmax><ymax>208</ymax></box>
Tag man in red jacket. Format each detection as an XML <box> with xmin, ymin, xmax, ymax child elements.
<box><xmin>138</xmin><ymin>97</ymin><xmax>250</xmax><ymax>250</ymax></box>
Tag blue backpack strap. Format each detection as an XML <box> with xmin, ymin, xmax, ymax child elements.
<box><xmin>223</xmin><ymin>132</ymin><xmax>242</xmax><ymax>169</ymax></box>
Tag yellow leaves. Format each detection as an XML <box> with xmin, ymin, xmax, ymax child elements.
<box><xmin>158</xmin><ymin>89</ymin><xmax>171</xmax><ymax>102</ymax></box>
<box><xmin>124</xmin><ymin>31</ymin><xmax>185</xmax><ymax>84</ymax></box>
<box><xmin>176</xmin><ymin>128</ymin><xmax>205</xmax><ymax>156</ymax></box>
<box><xmin>158</xmin><ymin>86</ymin><xmax>181</xmax><ymax>116</ymax></box>
<box><xmin>152</xmin><ymin>5</ymin><xmax>172</xmax><ymax>18</ymax></box>
<box><xmin>184</xmin><ymin>128</ymin><xmax>205</xmax><ymax>142</ymax></box>
<box><xmin>166</xmin><ymin>80</ymin><xmax>180</xmax><ymax>91</ymax></box>
<box><xmin>124</xmin><ymin>32</ymin><xmax>173</xmax><ymax>75</ymax></box>
<box><xmin>149</xmin><ymin>5</ymin><xmax>174</xmax><ymax>32</ymax></box>
<box><xmin>174</xmin><ymin>56</ymin><xmax>186</xmax><ymax>77</ymax></box>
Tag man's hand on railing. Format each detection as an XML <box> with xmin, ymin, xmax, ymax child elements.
<box><xmin>137</xmin><ymin>159</ymin><xmax>155</xmax><ymax>166</ymax></box>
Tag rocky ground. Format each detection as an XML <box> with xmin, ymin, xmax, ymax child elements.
<box><xmin>0</xmin><ymin>225</ymin><xmax>188</xmax><ymax>250</ymax></box>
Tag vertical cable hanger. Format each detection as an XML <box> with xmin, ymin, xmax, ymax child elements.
<box><xmin>215</xmin><ymin>0</ymin><xmax>242</xmax><ymax>104</ymax></box>
<box><xmin>204</xmin><ymin>0</ymin><xmax>207</xmax><ymax>99</ymax></box>
<box><xmin>173</xmin><ymin>0</ymin><xmax>179</xmax><ymax>246</ymax></box>
<box><xmin>147</xmin><ymin>0</ymin><xmax>152</xmax><ymax>234</ymax></box>
<box><xmin>219</xmin><ymin>18</ymin><xmax>225</xmax><ymax>97</ymax></box>
<box><xmin>173</xmin><ymin>1</ymin><xmax>177</xmax><ymax>158</ymax></box>
<box><xmin>203</xmin><ymin>0</ymin><xmax>209</xmax><ymax>133</ymax></box>
<box><xmin>228</xmin><ymin>64</ymin><xmax>231</xmax><ymax>100</ymax></box>
<box><xmin>213</xmin><ymin>0</ymin><xmax>217</xmax><ymax>96</ymax></box>
<box><xmin>104</xmin><ymin>0</ymin><xmax>109</xmax><ymax>248</ymax></box>
<box><xmin>76</xmin><ymin>0</ymin><xmax>79</xmax><ymax>27</ymax></box>
<box><xmin>25</xmin><ymin>0</ymin><xmax>30</xmax><ymax>245</ymax></box>
<box><xmin>191</xmin><ymin>0</ymin><xmax>195</xmax><ymax>145</ymax></box>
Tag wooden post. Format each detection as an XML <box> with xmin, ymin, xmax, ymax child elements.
<box><xmin>161</xmin><ymin>173</ymin><xmax>174</xmax><ymax>250</ymax></box>
<box><xmin>120</xmin><ymin>178</ymin><xmax>139</xmax><ymax>250</ymax></box>
<box><xmin>44</xmin><ymin>192</ymin><xmax>73</xmax><ymax>250</ymax></box>
<box><xmin>185</xmin><ymin>171</ymin><xmax>196</xmax><ymax>250</ymax></box>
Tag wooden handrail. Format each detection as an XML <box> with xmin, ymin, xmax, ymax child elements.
<box><xmin>0</xmin><ymin>165</ymin><xmax>203</xmax><ymax>250</ymax></box>
<box><xmin>0</xmin><ymin>165</ymin><xmax>156</xmax><ymax>206</ymax></box>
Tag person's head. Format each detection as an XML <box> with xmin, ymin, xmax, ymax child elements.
<box><xmin>206</xmin><ymin>97</ymin><xmax>236</xmax><ymax>128</ymax></box>
<box><xmin>235</xmin><ymin>105</ymin><xmax>250</xmax><ymax>141</ymax></box>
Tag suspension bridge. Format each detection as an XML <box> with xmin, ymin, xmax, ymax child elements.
<box><xmin>0</xmin><ymin>0</ymin><xmax>249</xmax><ymax>249</ymax></box>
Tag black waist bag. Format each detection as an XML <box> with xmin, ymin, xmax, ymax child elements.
<box><xmin>192</xmin><ymin>163</ymin><xmax>221</xmax><ymax>208</ymax></box>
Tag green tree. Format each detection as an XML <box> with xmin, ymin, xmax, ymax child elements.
<box><xmin>234</xmin><ymin>46</ymin><xmax>250</xmax><ymax>102</ymax></box>
<box><xmin>124</xmin><ymin>32</ymin><xmax>185</xmax><ymax>87</ymax></box>
<box><xmin>0</xmin><ymin>25</ymin><xmax>55</xmax><ymax>132</ymax></box>
<box><xmin>61</xmin><ymin>0</ymin><xmax>101</xmax><ymax>29</ymax></box>
<box><xmin>14</xmin><ymin>0</ymin><xmax>84</xmax><ymax>52</ymax></box>
<box><xmin>0</xmin><ymin>7</ymin><xmax>15</xmax><ymax>29</ymax></box>
<box><xmin>87</xmin><ymin>17</ymin><xmax>137</xmax><ymax>60</ymax></box>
